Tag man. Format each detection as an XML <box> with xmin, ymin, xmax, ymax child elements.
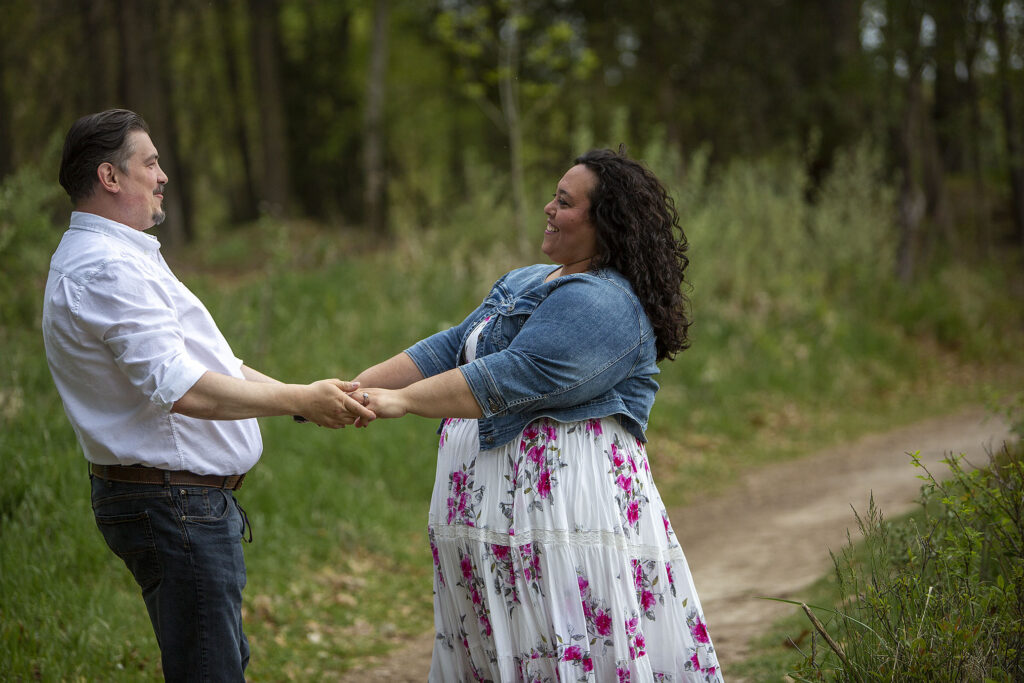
<box><xmin>42</xmin><ymin>109</ymin><xmax>372</xmax><ymax>681</ymax></box>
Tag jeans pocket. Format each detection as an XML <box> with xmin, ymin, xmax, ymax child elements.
<box><xmin>94</xmin><ymin>511</ymin><xmax>163</xmax><ymax>593</ymax></box>
<box><xmin>177</xmin><ymin>487</ymin><xmax>234</xmax><ymax>523</ymax></box>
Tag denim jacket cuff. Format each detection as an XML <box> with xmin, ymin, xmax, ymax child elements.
<box><xmin>458</xmin><ymin>360</ymin><xmax>507</xmax><ymax>417</ymax></box>
<box><xmin>404</xmin><ymin>341</ymin><xmax>450</xmax><ymax>379</ymax></box>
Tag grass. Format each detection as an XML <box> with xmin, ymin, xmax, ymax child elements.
<box><xmin>734</xmin><ymin>437</ymin><xmax>1024</xmax><ymax>682</ymax></box>
<box><xmin>3</xmin><ymin>146</ymin><xmax>1024</xmax><ymax>679</ymax></box>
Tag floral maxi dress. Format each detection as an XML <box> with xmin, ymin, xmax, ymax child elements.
<box><xmin>427</xmin><ymin>415</ymin><xmax>723</xmax><ymax>682</ymax></box>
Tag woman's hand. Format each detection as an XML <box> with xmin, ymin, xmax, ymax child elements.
<box><xmin>350</xmin><ymin>369</ymin><xmax>482</xmax><ymax>427</ymax></box>
<box><xmin>353</xmin><ymin>388</ymin><xmax>408</xmax><ymax>426</ymax></box>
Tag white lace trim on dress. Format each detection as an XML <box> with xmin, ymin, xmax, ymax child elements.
<box><xmin>430</xmin><ymin>522</ymin><xmax>686</xmax><ymax>563</ymax></box>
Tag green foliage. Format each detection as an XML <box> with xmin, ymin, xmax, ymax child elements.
<box><xmin>2</xmin><ymin>143</ymin><xmax>1023</xmax><ymax>679</ymax></box>
<box><xmin>433</xmin><ymin>0</ymin><xmax>595</xmax><ymax>116</ymax></box>
<box><xmin>791</xmin><ymin>435</ymin><xmax>1024</xmax><ymax>681</ymax></box>
<box><xmin>0</xmin><ymin>136</ymin><xmax>66</xmax><ymax>328</ymax></box>
<box><xmin>681</xmin><ymin>139</ymin><xmax>897</xmax><ymax>315</ymax></box>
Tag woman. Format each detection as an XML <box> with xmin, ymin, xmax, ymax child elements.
<box><xmin>356</xmin><ymin>148</ymin><xmax>722</xmax><ymax>682</ymax></box>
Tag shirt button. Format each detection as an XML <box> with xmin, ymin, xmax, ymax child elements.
<box><xmin>488</xmin><ymin>398</ymin><xmax>499</xmax><ymax>412</ymax></box>
<box><xmin>486</xmin><ymin>436</ymin><xmax>495</xmax><ymax>444</ymax></box>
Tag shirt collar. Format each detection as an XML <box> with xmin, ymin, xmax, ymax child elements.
<box><xmin>69</xmin><ymin>211</ymin><xmax>162</xmax><ymax>254</ymax></box>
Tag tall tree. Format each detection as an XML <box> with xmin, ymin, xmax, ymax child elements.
<box><xmin>279</xmin><ymin>2</ymin><xmax>359</xmax><ymax>222</ymax></box>
<box><xmin>364</xmin><ymin>0</ymin><xmax>391</xmax><ymax>234</ymax></box>
<box><xmin>0</xmin><ymin>28</ymin><xmax>13</xmax><ymax>182</ymax></box>
<box><xmin>992</xmin><ymin>0</ymin><xmax>1024</xmax><ymax>248</ymax></box>
<box><xmin>434</xmin><ymin>0</ymin><xmax>595</xmax><ymax>252</ymax></box>
<box><xmin>251</xmin><ymin>0</ymin><xmax>291</xmax><ymax>218</ymax></box>
<box><xmin>117</xmin><ymin>0</ymin><xmax>191</xmax><ymax>247</ymax></box>
<box><xmin>216</xmin><ymin>0</ymin><xmax>260</xmax><ymax>223</ymax></box>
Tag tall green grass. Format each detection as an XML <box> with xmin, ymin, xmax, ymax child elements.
<box><xmin>2</xmin><ymin>142</ymin><xmax>1023</xmax><ymax>679</ymax></box>
<box><xmin>741</xmin><ymin>401</ymin><xmax>1024</xmax><ymax>682</ymax></box>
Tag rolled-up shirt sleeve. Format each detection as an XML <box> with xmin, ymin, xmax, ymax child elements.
<box><xmin>458</xmin><ymin>278</ymin><xmax>644</xmax><ymax>417</ymax></box>
<box><xmin>76</xmin><ymin>260</ymin><xmax>208</xmax><ymax>411</ymax></box>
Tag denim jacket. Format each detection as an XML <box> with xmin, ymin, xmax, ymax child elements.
<box><xmin>405</xmin><ymin>264</ymin><xmax>660</xmax><ymax>450</ymax></box>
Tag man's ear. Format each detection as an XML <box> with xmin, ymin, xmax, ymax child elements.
<box><xmin>96</xmin><ymin>162</ymin><xmax>119</xmax><ymax>194</ymax></box>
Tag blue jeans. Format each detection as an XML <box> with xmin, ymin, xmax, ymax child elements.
<box><xmin>91</xmin><ymin>476</ymin><xmax>249</xmax><ymax>682</ymax></box>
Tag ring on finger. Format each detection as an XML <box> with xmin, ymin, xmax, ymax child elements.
<box><xmin>362</xmin><ymin>392</ymin><xmax>370</xmax><ymax>406</ymax></box>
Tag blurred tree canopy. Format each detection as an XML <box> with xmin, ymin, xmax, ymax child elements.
<box><xmin>1</xmin><ymin>0</ymin><xmax>1022</xmax><ymax>267</ymax></box>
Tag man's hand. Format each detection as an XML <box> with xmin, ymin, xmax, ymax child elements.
<box><xmin>298</xmin><ymin>379</ymin><xmax>376</xmax><ymax>429</ymax></box>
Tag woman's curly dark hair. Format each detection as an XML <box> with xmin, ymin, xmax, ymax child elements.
<box><xmin>575</xmin><ymin>147</ymin><xmax>691</xmax><ymax>361</ymax></box>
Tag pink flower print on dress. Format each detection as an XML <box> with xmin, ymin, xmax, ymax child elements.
<box><xmin>537</xmin><ymin>469</ymin><xmax>552</xmax><ymax>498</ymax></box>
<box><xmin>691</xmin><ymin>618</ymin><xmax>710</xmax><ymax>644</ymax></box>
<box><xmin>583</xmin><ymin>657</ymin><xmax>594</xmax><ymax>672</ymax></box>
<box><xmin>632</xmin><ymin>560</ymin><xmax>643</xmax><ymax>589</ymax></box>
<box><xmin>461</xmin><ymin>555</ymin><xmax>474</xmax><ymax>580</ymax></box>
<box><xmin>585</xmin><ymin>418</ymin><xmax>603</xmax><ymax>436</ymax></box>
<box><xmin>562</xmin><ymin>645</ymin><xmax>583</xmax><ymax>662</ymax></box>
<box><xmin>491</xmin><ymin>544</ymin><xmax>510</xmax><ymax>561</ymax></box>
<box><xmin>595</xmin><ymin>610</ymin><xmax>612</xmax><ymax>636</ymax></box>
<box><xmin>577</xmin><ymin>575</ymin><xmax>589</xmax><ymax>596</ymax></box>
<box><xmin>641</xmin><ymin>590</ymin><xmax>656</xmax><ymax>611</ymax></box>
<box><xmin>542</xmin><ymin>422</ymin><xmax>558</xmax><ymax>443</ymax></box>
<box><xmin>527</xmin><ymin>444</ymin><xmax>545</xmax><ymax>466</ymax></box>
<box><xmin>428</xmin><ymin>530</ymin><xmax>445</xmax><ymax>587</ymax></box>
<box><xmin>626</xmin><ymin>500</ymin><xmax>641</xmax><ymax>526</ymax></box>
<box><xmin>611</xmin><ymin>442</ymin><xmax>625</xmax><ymax>467</ymax></box>
<box><xmin>523</xmin><ymin>422</ymin><xmax>540</xmax><ymax>441</ymax></box>
<box><xmin>617</xmin><ymin>473</ymin><xmax>632</xmax><ymax>492</ymax></box>
<box><xmin>520</xmin><ymin>543</ymin><xmax>543</xmax><ymax>584</ymax></box>
<box><xmin>617</xmin><ymin>666</ymin><xmax>631</xmax><ymax>682</ymax></box>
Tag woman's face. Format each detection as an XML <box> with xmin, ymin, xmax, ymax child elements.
<box><xmin>542</xmin><ymin>164</ymin><xmax>598</xmax><ymax>271</ymax></box>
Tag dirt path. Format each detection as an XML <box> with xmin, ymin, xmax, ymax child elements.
<box><xmin>341</xmin><ymin>408</ymin><xmax>1012</xmax><ymax>681</ymax></box>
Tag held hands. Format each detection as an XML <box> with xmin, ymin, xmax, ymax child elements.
<box><xmin>351</xmin><ymin>387</ymin><xmax>409</xmax><ymax>427</ymax></box>
<box><xmin>298</xmin><ymin>379</ymin><xmax>376</xmax><ymax>429</ymax></box>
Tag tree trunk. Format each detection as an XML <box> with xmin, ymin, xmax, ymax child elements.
<box><xmin>0</xmin><ymin>51</ymin><xmax>12</xmax><ymax>182</ymax></box>
<box><xmin>363</xmin><ymin>0</ymin><xmax>390</xmax><ymax>234</ymax></box>
<box><xmin>895</xmin><ymin>75</ymin><xmax>926</xmax><ymax>285</ymax></box>
<box><xmin>251</xmin><ymin>0</ymin><xmax>290</xmax><ymax>218</ymax></box>
<box><xmin>216</xmin><ymin>1</ymin><xmax>259</xmax><ymax>224</ymax></box>
<box><xmin>962</xmin><ymin>3</ymin><xmax>990</xmax><ymax>253</ymax></box>
<box><xmin>499</xmin><ymin>0</ymin><xmax>527</xmax><ymax>254</ymax></box>
<box><xmin>993</xmin><ymin>0</ymin><xmax>1024</xmax><ymax>249</ymax></box>
<box><xmin>117</xmin><ymin>0</ymin><xmax>189</xmax><ymax>248</ymax></box>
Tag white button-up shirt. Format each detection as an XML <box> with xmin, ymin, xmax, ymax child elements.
<box><xmin>42</xmin><ymin>212</ymin><xmax>262</xmax><ymax>475</ymax></box>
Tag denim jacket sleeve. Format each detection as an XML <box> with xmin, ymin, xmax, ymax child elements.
<box><xmin>403</xmin><ymin>299</ymin><xmax>492</xmax><ymax>378</ymax></box>
<box><xmin>457</xmin><ymin>275</ymin><xmax>648</xmax><ymax>417</ymax></box>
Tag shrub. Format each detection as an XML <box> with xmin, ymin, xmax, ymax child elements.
<box><xmin>0</xmin><ymin>135</ymin><xmax>66</xmax><ymax>329</ymax></box>
<box><xmin>793</xmin><ymin>406</ymin><xmax>1024</xmax><ymax>681</ymax></box>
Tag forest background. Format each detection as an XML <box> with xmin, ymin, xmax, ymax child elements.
<box><xmin>2</xmin><ymin>0</ymin><xmax>1024</xmax><ymax>679</ymax></box>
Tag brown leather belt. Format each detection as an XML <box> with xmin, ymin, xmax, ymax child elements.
<box><xmin>90</xmin><ymin>463</ymin><xmax>246</xmax><ymax>490</ymax></box>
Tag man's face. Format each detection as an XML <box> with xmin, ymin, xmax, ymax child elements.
<box><xmin>116</xmin><ymin>131</ymin><xmax>168</xmax><ymax>231</ymax></box>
